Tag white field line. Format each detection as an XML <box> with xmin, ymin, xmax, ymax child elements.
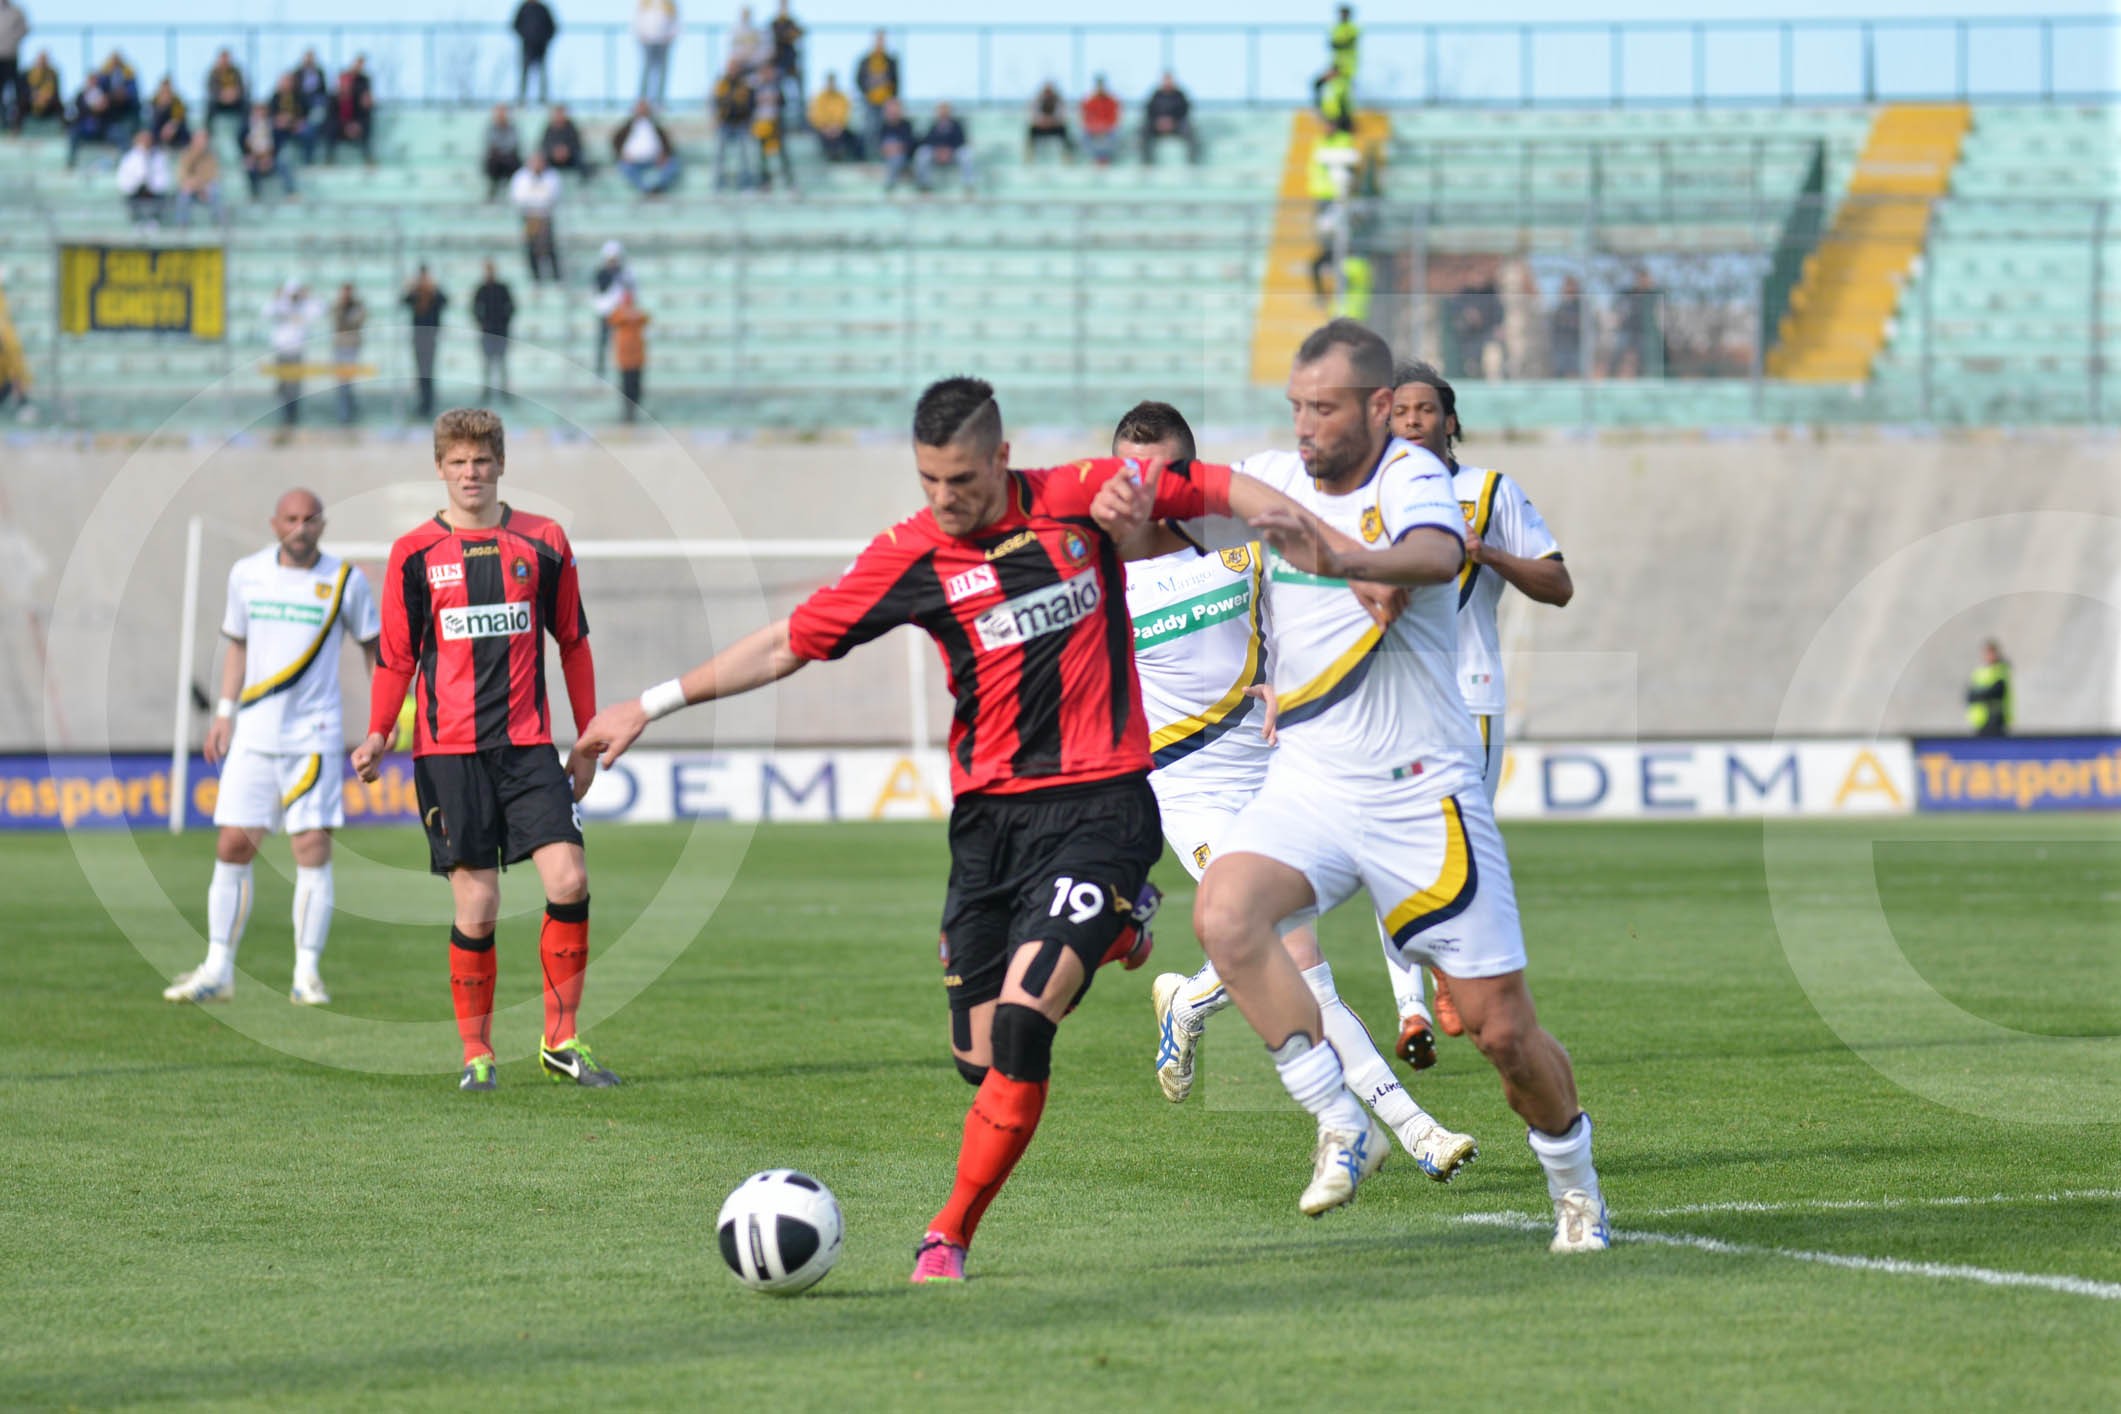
<box><xmin>1457</xmin><ymin>1190</ymin><xmax>2121</xmax><ymax>1302</ymax></box>
<box><xmin>1619</xmin><ymin>1188</ymin><xmax>2121</xmax><ymax>1220</ymax></box>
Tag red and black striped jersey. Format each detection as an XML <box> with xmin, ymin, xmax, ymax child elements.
<box><xmin>370</xmin><ymin>506</ymin><xmax>596</xmax><ymax>756</ymax></box>
<box><xmin>788</xmin><ymin>457</ymin><xmax>1233</xmax><ymax>798</ymax></box>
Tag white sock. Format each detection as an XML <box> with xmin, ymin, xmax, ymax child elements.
<box><xmin>204</xmin><ymin>860</ymin><xmax>253</xmax><ymax>981</ymax></box>
<box><xmin>1269</xmin><ymin>1032</ymin><xmax>1369</xmax><ymax>1133</ymax></box>
<box><xmin>1379</xmin><ymin>921</ymin><xmax>1430</xmax><ymax>1022</ymax></box>
<box><xmin>1526</xmin><ymin>1112</ymin><xmax>1602</xmax><ymax>1203</ymax></box>
<box><xmin>1302</xmin><ymin>963</ymin><xmax>1431</xmax><ymax>1134</ymax></box>
<box><xmin>292</xmin><ymin>863</ymin><xmax>333</xmax><ymax>985</ymax></box>
<box><xmin>1173</xmin><ymin>959</ymin><xmax>1232</xmax><ymax>1028</ymax></box>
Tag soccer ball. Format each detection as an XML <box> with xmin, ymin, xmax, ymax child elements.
<box><xmin>716</xmin><ymin>1169</ymin><xmax>844</xmax><ymax>1295</ymax></box>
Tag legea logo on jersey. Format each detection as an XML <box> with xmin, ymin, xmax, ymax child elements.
<box><xmin>427</xmin><ymin>563</ymin><xmax>465</xmax><ymax>588</ymax></box>
<box><xmin>973</xmin><ymin>573</ymin><xmax>1101</xmax><ymax>651</ymax></box>
<box><xmin>438</xmin><ymin>602</ymin><xmax>532</xmax><ymax>641</ymax></box>
<box><xmin>944</xmin><ymin>564</ymin><xmax>999</xmax><ymax>603</ymax></box>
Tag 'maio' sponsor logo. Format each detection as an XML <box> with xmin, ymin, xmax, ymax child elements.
<box><xmin>974</xmin><ymin>574</ymin><xmax>1101</xmax><ymax>651</ymax></box>
<box><xmin>438</xmin><ymin>602</ymin><xmax>532</xmax><ymax>641</ymax></box>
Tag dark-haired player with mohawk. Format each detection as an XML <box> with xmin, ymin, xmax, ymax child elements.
<box><xmin>579</xmin><ymin>377</ymin><xmax>1341</xmax><ymax>1283</ymax></box>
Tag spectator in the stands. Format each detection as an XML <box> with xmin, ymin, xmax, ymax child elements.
<box><xmin>808</xmin><ymin>72</ymin><xmax>859</xmax><ymax>161</ymax></box>
<box><xmin>270</xmin><ymin>73</ymin><xmax>313</xmax><ymax>164</ymax></box>
<box><xmin>514</xmin><ymin>1</ymin><xmax>558</xmax><ymax>105</ymax></box>
<box><xmin>0</xmin><ymin>1</ymin><xmax>25</xmax><ymax>135</ymax></box>
<box><xmin>173</xmin><ymin>130</ymin><xmax>224</xmax><ymax>226</ymax></box>
<box><xmin>116</xmin><ymin>129</ymin><xmax>172</xmax><ymax>226</ymax></box>
<box><xmin>712</xmin><ymin>57</ymin><xmax>756</xmax><ymax>191</ymax></box>
<box><xmin>854</xmin><ymin>29</ymin><xmax>897</xmax><ymax>153</ymax></box>
<box><xmin>607</xmin><ymin>287</ymin><xmax>649</xmax><ymax>422</ymax></box>
<box><xmin>727</xmin><ymin>5</ymin><xmax>764</xmax><ymax>76</ymax></box>
<box><xmin>916</xmin><ymin>102</ymin><xmax>975</xmax><ymax>193</ymax></box>
<box><xmin>635</xmin><ymin>0</ymin><xmax>678</xmax><ymax>104</ymax></box>
<box><xmin>402</xmin><ymin>267</ymin><xmax>447</xmax><ymax>418</ymax></box>
<box><xmin>66</xmin><ymin>75</ymin><xmax>117</xmax><ymax>166</ymax></box>
<box><xmin>482</xmin><ymin>103</ymin><xmax>521</xmax><ymax>200</ymax></box>
<box><xmin>1025</xmin><ymin>81</ymin><xmax>1074</xmax><ymax>162</ymax></box>
<box><xmin>325</xmin><ymin>55</ymin><xmax>374</xmax><ymax>164</ymax></box>
<box><xmin>204</xmin><ymin>49</ymin><xmax>246</xmax><ymax>140</ymax></box>
<box><xmin>97</xmin><ymin>52</ymin><xmax>139</xmax><ymax>132</ymax></box>
<box><xmin>330</xmin><ymin>282</ymin><xmax>365</xmax><ymax>424</ymax></box>
<box><xmin>242</xmin><ymin>100</ymin><xmax>294</xmax><ymax>198</ymax></box>
<box><xmin>540</xmin><ymin>103</ymin><xmax>589</xmax><ymax>179</ymax></box>
<box><xmin>769</xmin><ymin>1</ymin><xmax>805</xmax><ymax>128</ymax></box>
<box><xmin>615</xmin><ymin>98</ymin><xmax>679</xmax><ymax>195</ymax></box>
<box><xmin>509</xmin><ymin>150</ymin><xmax>563</xmax><ymax>283</ymax></box>
<box><xmin>1548</xmin><ymin>275</ymin><xmax>1583</xmax><ymax>379</ymax></box>
<box><xmin>147</xmin><ymin>75</ymin><xmax>189</xmax><ymax>148</ymax></box>
<box><xmin>21</xmin><ymin>51</ymin><xmax>60</xmax><ymax>128</ymax></box>
<box><xmin>753</xmin><ymin>64</ymin><xmax>794</xmax><ymax>192</ymax></box>
<box><xmin>265</xmin><ymin>278</ymin><xmax>325</xmax><ymax>435</ymax></box>
<box><xmin>1080</xmin><ymin>76</ymin><xmax>1120</xmax><ymax>166</ymax></box>
<box><xmin>291</xmin><ymin>50</ymin><xmax>329</xmax><ymax>158</ymax></box>
<box><xmin>876</xmin><ymin>97</ymin><xmax>916</xmax><ymax>192</ymax></box>
<box><xmin>591</xmin><ymin>239</ymin><xmax>634</xmax><ymax>377</ymax></box>
<box><xmin>1614</xmin><ymin>268</ymin><xmax>1664</xmax><ymax>378</ymax></box>
<box><xmin>472</xmin><ymin>260</ymin><xmax>516</xmax><ymax>402</ymax></box>
<box><xmin>1142</xmin><ymin>72</ymin><xmax>1198</xmax><ymax>163</ymax></box>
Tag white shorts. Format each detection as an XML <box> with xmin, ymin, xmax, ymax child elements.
<box><xmin>1216</xmin><ymin>764</ymin><xmax>1528</xmax><ymax>980</ymax></box>
<box><xmin>1152</xmin><ymin>772</ymin><xmax>1261</xmax><ymax>883</ymax></box>
<box><xmin>212</xmin><ymin>745</ymin><xmax>344</xmax><ymax>834</ymax></box>
<box><xmin>1474</xmin><ymin>714</ymin><xmax>1505</xmax><ymax>804</ymax></box>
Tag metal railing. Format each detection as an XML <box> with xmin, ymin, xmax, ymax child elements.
<box><xmin>19</xmin><ymin>15</ymin><xmax>2120</xmax><ymax>112</ymax></box>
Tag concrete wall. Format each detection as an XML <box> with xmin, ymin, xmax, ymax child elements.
<box><xmin>6</xmin><ymin>424</ymin><xmax>2115</xmax><ymax>753</ymax></box>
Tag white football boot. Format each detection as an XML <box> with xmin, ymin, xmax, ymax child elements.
<box><xmin>1299</xmin><ymin>1112</ymin><xmax>1389</xmax><ymax>1216</ymax></box>
<box><xmin>163</xmin><ymin>968</ymin><xmax>233</xmax><ymax>1003</ymax></box>
<box><xmin>1151</xmin><ymin>972</ymin><xmax>1203</xmax><ymax>1103</ymax></box>
<box><xmin>289</xmin><ymin>975</ymin><xmax>331</xmax><ymax>1006</ymax></box>
<box><xmin>1551</xmin><ymin>1189</ymin><xmax>1611</xmax><ymax>1253</ymax></box>
<box><xmin>1397</xmin><ymin>1117</ymin><xmax>1479</xmax><ymax>1183</ymax></box>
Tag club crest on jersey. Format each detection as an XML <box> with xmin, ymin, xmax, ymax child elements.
<box><xmin>1218</xmin><ymin>546</ymin><xmax>1252</xmax><ymax>573</ymax></box>
<box><xmin>1193</xmin><ymin>843</ymin><xmax>1211</xmax><ymax>869</ymax></box>
<box><xmin>984</xmin><ymin>529</ymin><xmax>1037</xmax><ymax>561</ymax></box>
<box><xmin>1062</xmin><ymin>531</ymin><xmax>1090</xmax><ymax>565</ymax></box>
<box><xmin>1361</xmin><ymin>507</ymin><xmax>1385</xmax><ymax>543</ymax></box>
<box><xmin>973</xmin><ymin>574</ymin><xmax>1101</xmax><ymax>652</ymax></box>
<box><xmin>511</xmin><ymin>557</ymin><xmax>530</xmax><ymax>582</ymax></box>
<box><xmin>945</xmin><ymin>564</ymin><xmax>999</xmax><ymax>603</ymax></box>
<box><xmin>313</xmin><ymin>581</ymin><xmax>333</xmax><ymax>599</ymax></box>
<box><xmin>426</xmin><ymin>563</ymin><xmax>465</xmax><ymax>588</ymax></box>
<box><xmin>1459</xmin><ymin>500</ymin><xmax>1478</xmax><ymax>524</ymax></box>
<box><xmin>438</xmin><ymin>602</ymin><xmax>532</xmax><ymax>641</ymax></box>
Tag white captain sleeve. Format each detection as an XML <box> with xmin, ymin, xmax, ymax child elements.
<box><xmin>1381</xmin><ymin>447</ymin><xmax>1466</xmax><ymax>546</ymax></box>
<box><xmin>219</xmin><ymin>562</ymin><xmax>249</xmax><ymax>640</ymax></box>
<box><xmin>1491</xmin><ymin>473</ymin><xmax>1562</xmax><ymax>560</ymax></box>
<box><xmin>344</xmin><ymin>564</ymin><xmax>383</xmax><ymax>643</ymax></box>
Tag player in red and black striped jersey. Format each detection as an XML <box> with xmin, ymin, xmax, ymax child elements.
<box><xmin>350</xmin><ymin>409</ymin><xmax>616</xmax><ymax>1093</ymax></box>
<box><xmin>578</xmin><ymin>377</ymin><xmax>1340</xmax><ymax>1282</ymax></box>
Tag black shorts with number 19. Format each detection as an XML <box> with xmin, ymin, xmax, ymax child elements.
<box><xmin>413</xmin><ymin>745</ymin><xmax>583</xmax><ymax>877</ymax></box>
<box><xmin>938</xmin><ymin>772</ymin><xmax>1162</xmax><ymax>1015</ymax></box>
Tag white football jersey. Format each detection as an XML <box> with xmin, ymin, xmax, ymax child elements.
<box><xmin>1453</xmin><ymin>464</ymin><xmax>1562</xmax><ymax>716</ymax></box>
<box><xmin>1235</xmin><ymin>439</ymin><xmax>1481</xmax><ymax>798</ymax></box>
<box><xmin>220</xmin><ymin>547</ymin><xmax>380</xmax><ymax>754</ymax></box>
<box><xmin>1125</xmin><ymin>538</ymin><xmax>1273</xmax><ymax>790</ymax></box>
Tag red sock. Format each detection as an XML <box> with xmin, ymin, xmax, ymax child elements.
<box><xmin>539</xmin><ymin>898</ymin><xmax>590</xmax><ymax>1046</ymax></box>
<box><xmin>929</xmin><ymin>1072</ymin><xmax>1048</xmax><ymax>1248</ymax></box>
<box><xmin>448</xmin><ymin>936</ymin><xmax>497</xmax><ymax>1064</ymax></box>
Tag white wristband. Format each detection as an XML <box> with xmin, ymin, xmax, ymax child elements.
<box><xmin>639</xmin><ymin>678</ymin><xmax>689</xmax><ymax>722</ymax></box>
<box><xmin>214</xmin><ymin>698</ymin><xmax>237</xmax><ymax>719</ymax></box>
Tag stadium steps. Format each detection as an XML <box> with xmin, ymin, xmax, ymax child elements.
<box><xmin>1766</xmin><ymin>103</ymin><xmax>1970</xmax><ymax>383</ymax></box>
<box><xmin>1247</xmin><ymin>109</ymin><xmax>1391</xmax><ymax>385</ymax></box>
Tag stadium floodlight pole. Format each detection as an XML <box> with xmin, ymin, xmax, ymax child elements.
<box><xmin>168</xmin><ymin>514</ymin><xmax>206</xmax><ymax>834</ymax></box>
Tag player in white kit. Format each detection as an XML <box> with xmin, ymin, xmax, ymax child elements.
<box><xmin>1380</xmin><ymin>362</ymin><xmax>1574</xmax><ymax>1057</ymax></box>
<box><xmin>1097</xmin><ymin>323</ymin><xmax>1606</xmax><ymax>1251</ymax></box>
<box><xmin>1112</xmin><ymin>401</ymin><xmax>1476</xmax><ymax>1183</ymax></box>
<box><xmin>164</xmin><ymin>490</ymin><xmax>381</xmax><ymax>1006</ymax></box>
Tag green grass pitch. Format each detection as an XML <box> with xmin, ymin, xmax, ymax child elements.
<box><xmin>5</xmin><ymin>816</ymin><xmax>2116</xmax><ymax>1410</ymax></box>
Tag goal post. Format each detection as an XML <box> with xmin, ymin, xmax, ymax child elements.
<box><xmin>168</xmin><ymin>520</ymin><xmax>934</xmax><ymax>834</ymax></box>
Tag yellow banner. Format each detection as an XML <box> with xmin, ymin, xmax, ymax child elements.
<box><xmin>58</xmin><ymin>244</ymin><xmax>225</xmax><ymax>340</ymax></box>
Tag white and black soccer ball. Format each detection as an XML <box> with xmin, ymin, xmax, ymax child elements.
<box><xmin>716</xmin><ymin>1169</ymin><xmax>844</xmax><ymax>1295</ymax></box>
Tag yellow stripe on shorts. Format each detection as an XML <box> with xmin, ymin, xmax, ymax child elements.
<box><xmin>1382</xmin><ymin>795</ymin><xmax>1478</xmax><ymax>944</ymax></box>
<box><xmin>280</xmin><ymin>753</ymin><xmax>322</xmax><ymax>809</ymax></box>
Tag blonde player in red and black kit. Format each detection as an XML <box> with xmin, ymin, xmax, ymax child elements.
<box><xmin>579</xmin><ymin>378</ymin><xmax>1345</xmax><ymax>1283</ymax></box>
<box><xmin>350</xmin><ymin>409</ymin><xmax>613</xmax><ymax>1093</ymax></box>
